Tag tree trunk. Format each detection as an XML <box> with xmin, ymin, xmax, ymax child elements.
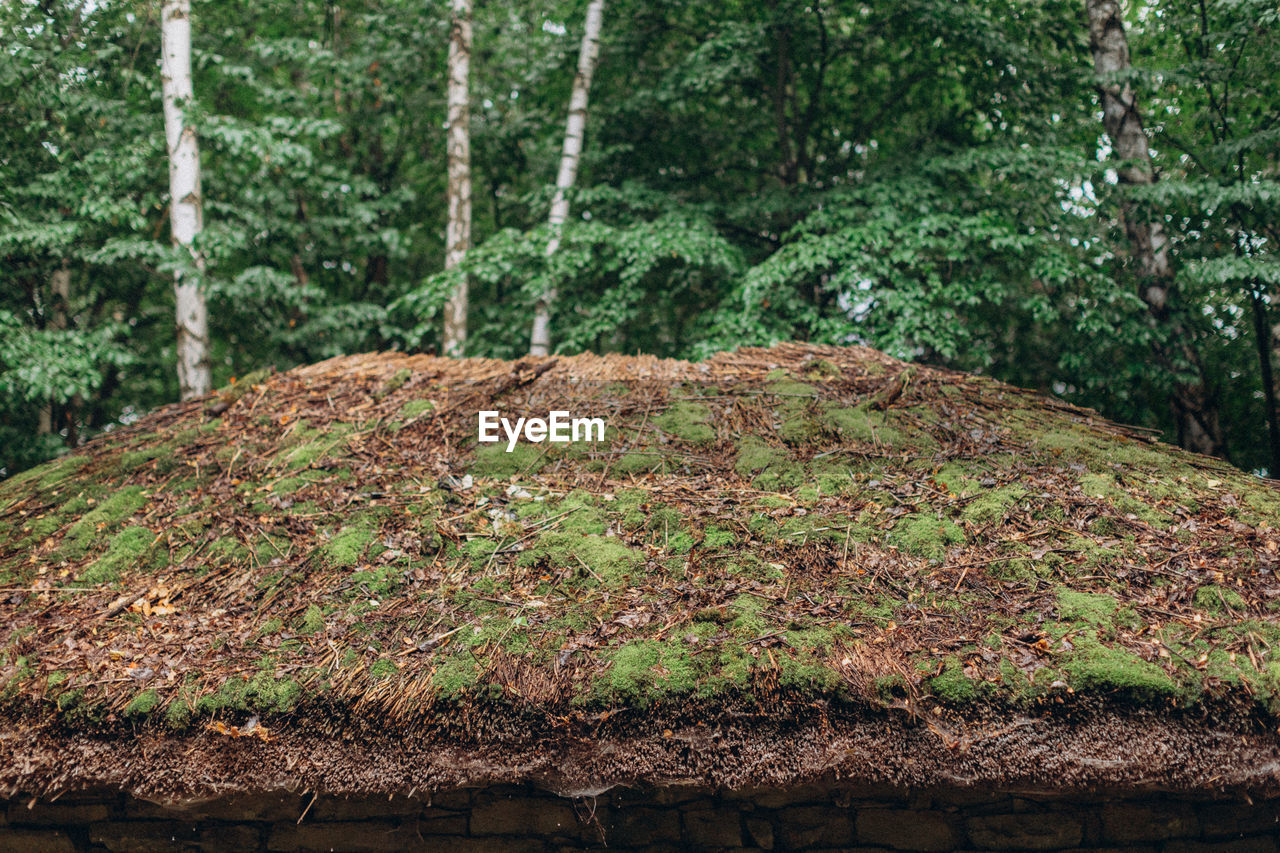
<box><xmin>38</xmin><ymin>262</ymin><xmax>72</xmax><ymax>436</ymax></box>
<box><xmin>529</xmin><ymin>0</ymin><xmax>605</xmax><ymax>357</ymax></box>
<box><xmin>161</xmin><ymin>0</ymin><xmax>212</xmax><ymax>400</ymax></box>
<box><xmin>442</xmin><ymin>0</ymin><xmax>472</xmax><ymax>358</ymax></box>
<box><xmin>1085</xmin><ymin>0</ymin><xmax>1225</xmax><ymax>457</ymax></box>
<box><xmin>1249</xmin><ymin>288</ymin><xmax>1280</xmax><ymax>475</ymax></box>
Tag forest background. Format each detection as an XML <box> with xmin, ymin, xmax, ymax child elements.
<box><xmin>2</xmin><ymin>0</ymin><xmax>1278</xmax><ymax>478</ymax></box>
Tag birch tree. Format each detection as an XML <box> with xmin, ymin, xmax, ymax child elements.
<box><xmin>1085</xmin><ymin>0</ymin><xmax>1224</xmax><ymax>456</ymax></box>
<box><xmin>161</xmin><ymin>0</ymin><xmax>211</xmax><ymax>399</ymax></box>
<box><xmin>442</xmin><ymin>0</ymin><xmax>472</xmax><ymax>358</ymax></box>
<box><xmin>528</xmin><ymin>0</ymin><xmax>605</xmax><ymax>357</ymax></box>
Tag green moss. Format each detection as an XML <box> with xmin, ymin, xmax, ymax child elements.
<box><xmin>384</xmin><ymin>368</ymin><xmax>413</xmax><ymax>394</ymax></box>
<box><xmin>60</xmin><ymin>486</ymin><xmax>148</xmax><ymax>560</ymax></box>
<box><xmin>932</xmin><ymin>462</ymin><xmax>980</xmax><ymax>496</ymax></box>
<box><xmin>117</xmin><ymin>445</ymin><xmax>175</xmax><ymax>473</ymax></box>
<box><xmin>1241</xmin><ymin>489</ymin><xmax>1280</xmax><ymax>528</ymax></box>
<box><xmin>1060</xmin><ymin>634</ymin><xmax>1180</xmax><ymax>702</ymax></box>
<box><xmin>197</xmin><ymin>670</ymin><xmax>301</xmax><ymax>715</ymax></box>
<box><xmin>256</xmin><ymin>617</ymin><xmax>284</xmax><ymax>637</ymax></box>
<box><xmin>823</xmin><ymin>404</ymin><xmax>903</xmax><ymax>446</ymax></box>
<box><xmin>162</xmin><ymin>683</ymin><xmax>199</xmax><ymax>730</ymax></box>
<box><xmin>320</xmin><ymin>522</ymin><xmax>378</xmax><ymax>568</ymax></box>
<box><xmin>519</xmin><ymin>532</ymin><xmax>643</xmax><ymax>584</ymax></box>
<box><xmin>609</xmin><ymin>451</ymin><xmax>669</xmax><ymax>476</ymax></box>
<box><xmin>887</xmin><ymin>513</ymin><xmax>964</xmax><ymax>562</ymax></box>
<box><xmin>599</xmin><ymin>639</ymin><xmax>699</xmax><ymax>704</ymax></box>
<box><xmin>395</xmin><ymin>398</ymin><xmax>434</xmax><ymax>424</ymax></box>
<box><xmin>1194</xmin><ymin>585</ymin><xmax>1247</xmax><ymax>613</ymax></box>
<box><xmin>277</xmin><ymin>423</ymin><xmax>354</xmax><ymax>470</ymax></box>
<box><xmin>299</xmin><ymin>604</ymin><xmax>325</xmax><ymax>635</ymax></box>
<box><xmin>0</xmin><ymin>454</ymin><xmax>90</xmax><ymax>497</ymax></box>
<box><xmin>702</xmin><ymin>526</ymin><xmax>735</xmax><ymax>549</ymax></box>
<box><xmin>471</xmin><ymin>442</ymin><xmax>546</xmax><ymax>479</ymax></box>
<box><xmin>667</xmin><ymin>530</ymin><xmax>695</xmax><ymax>554</ymax></box>
<box><xmin>734</xmin><ymin>436</ymin><xmax>803</xmax><ymax>490</ymax></box>
<box><xmin>79</xmin><ymin>526</ymin><xmax>158</xmax><ymax>586</ymax></box>
<box><xmin>205</xmin><ymin>536</ymin><xmax>251</xmax><ymax>569</ymax></box>
<box><xmin>124</xmin><ymin>689</ymin><xmax>159</xmax><ymax>717</ymax></box>
<box><xmin>927</xmin><ymin>657</ymin><xmax>978</xmax><ymax>703</ymax></box>
<box><xmin>432</xmin><ymin>652</ymin><xmax>481</xmax><ymax>695</ymax></box>
<box><xmin>802</xmin><ymin>358</ymin><xmax>841</xmax><ymax>379</ymax></box>
<box><xmin>963</xmin><ymin>486</ymin><xmax>1026</xmax><ymax>527</ymax></box>
<box><xmin>654</xmin><ymin>401</ymin><xmax>715</xmax><ymax>446</ymax></box>
<box><xmin>1057</xmin><ymin>588</ymin><xmax>1119</xmax><ymax>626</ymax></box>
<box><xmin>370</xmin><ymin>658</ymin><xmax>398</xmax><ymax>679</ymax></box>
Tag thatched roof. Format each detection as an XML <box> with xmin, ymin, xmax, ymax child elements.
<box><xmin>2</xmin><ymin>342</ymin><xmax>1280</xmax><ymax>800</ymax></box>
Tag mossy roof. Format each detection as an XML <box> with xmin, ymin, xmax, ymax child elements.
<box><xmin>3</xmin><ymin>342</ymin><xmax>1280</xmax><ymax>797</ymax></box>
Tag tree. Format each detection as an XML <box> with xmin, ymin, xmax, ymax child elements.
<box><xmin>443</xmin><ymin>0</ymin><xmax>473</xmax><ymax>357</ymax></box>
<box><xmin>160</xmin><ymin>0</ymin><xmax>211</xmax><ymax>399</ymax></box>
<box><xmin>1084</xmin><ymin>0</ymin><xmax>1224</xmax><ymax>456</ymax></box>
<box><xmin>529</xmin><ymin>0</ymin><xmax>605</xmax><ymax>357</ymax></box>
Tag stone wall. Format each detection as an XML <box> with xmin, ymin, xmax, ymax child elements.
<box><xmin>2</xmin><ymin>783</ymin><xmax>1278</xmax><ymax>852</ymax></box>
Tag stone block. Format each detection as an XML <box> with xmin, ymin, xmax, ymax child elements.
<box><xmin>7</xmin><ymin>801</ymin><xmax>111</xmax><ymax>826</ymax></box>
<box><xmin>0</xmin><ymin>829</ymin><xmax>77</xmax><ymax>853</ymax></box>
<box><xmin>857</xmin><ymin>808</ymin><xmax>956</xmax><ymax>852</ymax></box>
<box><xmin>684</xmin><ymin>806</ymin><xmax>745</xmax><ymax>847</ymax></box>
<box><xmin>307</xmin><ymin>795</ymin><xmax>427</xmax><ymax>821</ymax></box>
<box><xmin>198</xmin><ymin>822</ymin><xmax>264</xmax><ymax>853</ymax></box>
<box><xmin>1101</xmin><ymin>803</ymin><xmax>1198</xmax><ymax>842</ymax></box>
<box><xmin>425</xmin><ymin>789</ymin><xmax>474</xmax><ymax>810</ymax></box>
<box><xmin>773</xmin><ymin>805</ymin><xmax>855</xmax><ymax>849</ymax></box>
<box><xmin>89</xmin><ymin>820</ymin><xmax>201</xmax><ymax>852</ymax></box>
<box><xmin>267</xmin><ymin>819</ymin><xmax>441</xmax><ymax>852</ymax></box>
<box><xmin>127</xmin><ymin>793</ymin><xmax>304</xmax><ymax>823</ymax></box>
<box><xmin>470</xmin><ymin>797</ymin><xmax>578</xmax><ymax>836</ymax></box>
<box><xmin>1164</xmin><ymin>840</ymin><xmax>1279</xmax><ymax>853</ymax></box>
<box><xmin>745</xmin><ymin>815</ymin><xmax>775</xmax><ymax>850</ymax></box>
<box><xmin>414</xmin><ymin>838</ymin><xmax>545</xmax><ymax>853</ymax></box>
<box><xmin>600</xmin><ymin>806</ymin><xmax>681</xmax><ymax>845</ymax></box>
<box><xmin>1198</xmin><ymin>802</ymin><xmax>1280</xmax><ymax>839</ymax></box>
<box><xmin>966</xmin><ymin>812</ymin><xmax>1083</xmax><ymax>850</ymax></box>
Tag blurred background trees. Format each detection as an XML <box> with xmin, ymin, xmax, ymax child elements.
<box><xmin>1</xmin><ymin>0</ymin><xmax>1278</xmax><ymax>475</ymax></box>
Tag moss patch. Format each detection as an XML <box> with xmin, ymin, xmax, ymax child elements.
<box><xmin>928</xmin><ymin>657</ymin><xmax>977</xmax><ymax>703</ymax></box>
<box><xmin>734</xmin><ymin>436</ymin><xmax>803</xmax><ymax>490</ymax></box>
<box><xmin>654</xmin><ymin>401</ymin><xmax>715</xmax><ymax>446</ymax></box>
<box><xmin>1060</xmin><ymin>635</ymin><xmax>1180</xmax><ymax>702</ymax></box>
<box><xmin>519</xmin><ymin>532</ymin><xmax>643</xmax><ymax>584</ymax></box>
<box><xmin>471</xmin><ymin>442</ymin><xmax>546</xmax><ymax>479</ymax></box>
<box><xmin>78</xmin><ymin>526</ymin><xmax>158</xmax><ymax>586</ymax></box>
<box><xmin>1057</xmin><ymin>588</ymin><xmax>1120</xmax><ymax>627</ymax></box>
<box><xmin>887</xmin><ymin>513</ymin><xmax>964</xmax><ymax>562</ymax></box>
<box><xmin>320</xmin><ymin>522</ymin><xmax>379</xmax><ymax>568</ymax></box>
<box><xmin>1195</xmin><ymin>585</ymin><xmax>1247</xmax><ymax>613</ymax></box>
<box><xmin>60</xmin><ymin>485</ymin><xmax>148</xmax><ymax>561</ymax></box>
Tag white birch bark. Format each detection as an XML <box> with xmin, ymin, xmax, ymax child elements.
<box><xmin>161</xmin><ymin>0</ymin><xmax>211</xmax><ymax>399</ymax></box>
<box><xmin>442</xmin><ymin>0</ymin><xmax>473</xmax><ymax>358</ymax></box>
<box><xmin>1085</xmin><ymin>0</ymin><xmax>1224</xmax><ymax>456</ymax></box>
<box><xmin>529</xmin><ymin>0</ymin><xmax>605</xmax><ymax>356</ymax></box>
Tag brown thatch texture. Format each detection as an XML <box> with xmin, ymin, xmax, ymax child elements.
<box><xmin>1</xmin><ymin>343</ymin><xmax>1279</xmax><ymax>795</ymax></box>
